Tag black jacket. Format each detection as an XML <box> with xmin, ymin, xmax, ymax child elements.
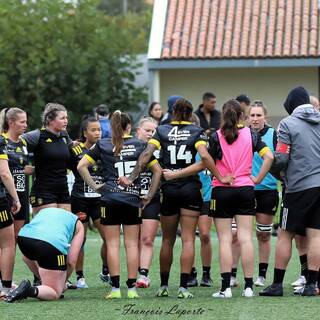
<box><xmin>195</xmin><ymin>105</ymin><xmax>221</xmax><ymax>131</ymax></box>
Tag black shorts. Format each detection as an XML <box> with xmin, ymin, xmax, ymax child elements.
<box><xmin>17</xmin><ymin>236</ymin><xmax>67</xmax><ymax>271</ymax></box>
<box><xmin>71</xmin><ymin>196</ymin><xmax>100</xmax><ymax>223</ymax></box>
<box><xmin>211</xmin><ymin>186</ymin><xmax>255</xmax><ymax>218</ymax></box>
<box><xmin>30</xmin><ymin>192</ymin><xmax>70</xmax><ymax>208</ymax></box>
<box><xmin>142</xmin><ymin>194</ymin><xmax>160</xmax><ymax>220</ymax></box>
<box><xmin>255</xmin><ymin>190</ymin><xmax>279</xmax><ymax>216</ymax></box>
<box><xmin>200</xmin><ymin>201</ymin><xmax>211</xmax><ymax>216</ymax></box>
<box><xmin>100</xmin><ymin>202</ymin><xmax>142</xmax><ymax>225</ymax></box>
<box><xmin>161</xmin><ymin>181</ymin><xmax>203</xmax><ymax>216</ymax></box>
<box><xmin>0</xmin><ymin>197</ymin><xmax>13</xmax><ymax>229</ymax></box>
<box><xmin>7</xmin><ymin>191</ymin><xmax>29</xmax><ymax>221</ymax></box>
<box><xmin>281</xmin><ymin>187</ymin><xmax>320</xmax><ymax>236</ymax></box>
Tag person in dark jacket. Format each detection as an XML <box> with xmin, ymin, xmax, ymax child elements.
<box><xmin>160</xmin><ymin>95</ymin><xmax>183</xmax><ymax>125</ymax></box>
<box><xmin>260</xmin><ymin>86</ymin><xmax>320</xmax><ymax>297</ymax></box>
<box><xmin>195</xmin><ymin>92</ymin><xmax>221</xmax><ymax>135</ymax></box>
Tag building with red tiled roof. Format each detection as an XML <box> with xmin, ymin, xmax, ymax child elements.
<box><xmin>148</xmin><ymin>0</ymin><xmax>320</xmax><ymax>126</ymax></box>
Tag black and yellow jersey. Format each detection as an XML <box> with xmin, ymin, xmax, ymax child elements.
<box><xmin>85</xmin><ymin>136</ymin><xmax>157</xmax><ymax>207</ymax></box>
<box><xmin>2</xmin><ymin>134</ymin><xmax>29</xmax><ymax>192</ymax></box>
<box><xmin>0</xmin><ymin>135</ymin><xmax>8</xmax><ymax>198</ymax></box>
<box><xmin>22</xmin><ymin>128</ymin><xmax>72</xmax><ymax>194</ymax></box>
<box><xmin>69</xmin><ymin>143</ymin><xmax>103</xmax><ymax>199</ymax></box>
<box><xmin>149</xmin><ymin>121</ymin><xmax>207</xmax><ymax>184</ymax></box>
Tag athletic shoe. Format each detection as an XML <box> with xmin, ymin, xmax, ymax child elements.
<box><xmin>76</xmin><ymin>277</ymin><xmax>88</xmax><ymax>289</ymax></box>
<box><xmin>254</xmin><ymin>276</ymin><xmax>266</xmax><ymax>287</ymax></box>
<box><xmin>155</xmin><ymin>286</ymin><xmax>169</xmax><ymax>297</ymax></box>
<box><xmin>99</xmin><ymin>272</ymin><xmax>111</xmax><ymax>284</ymax></box>
<box><xmin>259</xmin><ymin>283</ymin><xmax>283</xmax><ymax>296</ymax></box>
<box><xmin>105</xmin><ymin>289</ymin><xmax>121</xmax><ymax>299</ymax></box>
<box><xmin>230</xmin><ymin>276</ymin><xmax>239</xmax><ymax>287</ymax></box>
<box><xmin>127</xmin><ymin>288</ymin><xmax>139</xmax><ymax>299</ymax></box>
<box><xmin>242</xmin><ymin>287</ymin><xmax>254</xmax><ymax>297</ymax></box>
<box><xmin>302</xmin><ymin>283</ymin><xmax>317</xmax><ymax>296</ymax></box>
<box><xmin>177</xmin><ymin>288</ymin><xmax>194</xmax><ymax>299</ymax></box>
<box><xmin>66</xmin><ymin>280</ymin><xmax>77</xmax><ymax>290</ymax></box>
<box><xmin>187</xmin><ymin>275</ymin><xmax>198</xmax><ymax>287</ymax></box>
<box><xmin>291</xmin><ymin>275</ymin><xmax>306</xmax><ymax>287</ymax></box>
<box><xmin>4</xmin><ymin>280</ymin><xmax>31</xmax><ymax>303</ymax></box>
<box><xmin>293</xmin><ymin>285</ymin><xmax>304</xmax><ymax>295</ymax></box>
<box><xmin>212</xmin><ymin>288</ymin><xmax>232</xmax><ymax>298</ymax></box>
<box><xmin>200</xmin><ymin>274</ymin><xmax>213</xmax><ymax>287</ymax></box>
<box><xmin>136</xmin><ymin>275</ymin><xmax>150</xmax><ymax>288</ymax></box>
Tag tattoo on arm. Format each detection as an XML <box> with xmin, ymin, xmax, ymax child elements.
<box><xmin>129</xmin><ymin>144</ymin><xmax>156</xmax><ymax>182</ymax></box>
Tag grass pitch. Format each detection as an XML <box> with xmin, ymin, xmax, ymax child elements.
<box><xmin>1</xmin><ymin>231</ymin><xmax>316</xmax><ymax>320</ymax></box>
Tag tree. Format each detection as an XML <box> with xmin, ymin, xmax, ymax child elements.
<box><xmin>0</xmin><ymin>0</ymin><xmax>149</xmax><ymax>135</ymax></box>
<box><xmin>98</xmin><ymin>0</ymin><xmax>151</xmax><ymax>16</ymax></box>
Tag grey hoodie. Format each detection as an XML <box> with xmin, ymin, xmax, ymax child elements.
<box><xmin>276</xmin><ymin>104</ymin><xmax>320</xmax><ymax>193</ymax></box>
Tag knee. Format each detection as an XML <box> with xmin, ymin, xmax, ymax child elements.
<box><xmin>141</xmin><ymin>236</ymin><xmax>154</xmax><ymax>248</ymax></box>
<box><xmin>256</xmin><ymin>231</ymin><xmax>271</xmax><ymax>243</ymax></box>
<box><xmin>200</xmin><ymin>233</ymin><xmax>211</xmax><ymax>245</ymax></box>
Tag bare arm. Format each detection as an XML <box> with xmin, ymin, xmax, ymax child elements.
<box><xmin>118</xmin><ymin>143</ymin><xmax>157</xmax><ymax>186</ymax></box>
<box><xmin>251</xmin><ymin>150</ymin><xmax>274</xmax><ymax>184</ymax></box>
<box><xmin>0</xmin><ymin>159</ymin><xmax>20</xmax><ymax>214</ymax></box>
<box><xmin>67</xmin><ymin>221</ymin><xmax>84</xmax><ymax>279</ymax></box>
<box><xmin>163</xmin><ymin>161</ymin><xmax>205</xmax><ymax>181</ymax></box>
<box><xmin>77</xmin><ymin>157</ymin><xmax>102</xmax><ymax>192</ymax></box>
<box><xmin>146</xmin><ymin>162</ymin><xmax>162</xmax><ymax>198</ymax></box>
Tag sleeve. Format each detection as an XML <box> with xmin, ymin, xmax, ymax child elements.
<box><xmin>273</xmin><ymin>129</ymin><xmax>277</xmax><ymax>150</ymax></box>
<box><xmin>21</xmin><ymin>129</ymin><xmax>40</xmax><ymax>152</ymax></box>
<box><xmin>146</xmin><ymin>154</ymin><xmax>158</xmax><ymax>169</ymax></box>
<box><xmin>84</xmin><ymin>142</ymin><xmax>101</xmax><ymax>164</ymax></box>
<box><xmin>208</xmin><ymin>132</ymin><xmax>222</xmax><ymax>160</ymax></box>
<box><xmin>67</xmin><ymin>147</ymin><xmax>78</xmax><ymax>171</ymax></box>
<box><xmin>194</xmin><ymin>129</ymin><xmax>207</xmax><ymax>149</ymax></box>
<box><xmin>251</xmin><ymin>130</ymin><xmax>269</xmax><ymax>156</ymax></box>
<box><xmin>148</xmin><ymin>128</ymin><xmax>161</xmax><ymax>149</ymax></box>
<box><xmin>0</xmin><ymin>137</ymin><xmax>8</xmax><ymax>160</ymax></box>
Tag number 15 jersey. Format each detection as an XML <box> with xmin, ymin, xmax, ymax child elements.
<box><xmin>149</xmin><ymin>121</ymin><xmax>207</xmax><ymax>185</ymax></box>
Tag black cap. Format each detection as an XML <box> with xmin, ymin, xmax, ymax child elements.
<box><xmin>283</xmin><ymin>86</ymin><xmax>310</xmax><ymax>115</ymax></box>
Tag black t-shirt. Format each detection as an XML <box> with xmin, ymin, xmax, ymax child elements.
<box><xmin>68</xmin><ymin>143</ymin><xmax>103</xmax><ymax>199</ymax></box>
<box><xmin>22</xmin><ymin>129</ymin><xmax>72</xmax><ymax>194</ymax></box>
<box><xmin>149</xmin><ymin>121</ymin><xmax>207</xmax><ymax>185</ymax></box>
<box><xmin>85</xmin><ymin>136</ymin><xmax>157</xmax><ymax>207</ymax></box>
<box><xmin>3</xmin><ymin>135</ymin><xmax>29</xmax><ymax>193</ymax></box>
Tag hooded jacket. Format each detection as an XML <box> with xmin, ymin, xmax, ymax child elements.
<box><xmin>275</xmin><ymin>104</ymin><xmax>320</xmax><ymax>193</ymax></box>
<box><xmin>160</xmin><ymin>95</ymin><xmax>183</xmax><ymax>125</ymax></box>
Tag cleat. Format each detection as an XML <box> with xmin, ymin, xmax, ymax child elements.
<box><xmin>259</xmin><ymin>283</ymin><xmax>283</xmax><ymax>296</ymax></box>
<box><xmin>254</xmin><ymin>276</ymin><xmax>266</xmax><ymax>287</ymax></box>
<box><xmin>177</xmin><ymin>288</ymin><xmax>193</xmax><ymax>299</ymax></box>
<box><xmin>76</xmin><ymin>277</ymin><xmax>88</xmax><ymax>289</ymax></box>
<box><xmin>4</xmin><ymin>280</ymin><xmax>31</xmax><ymax>303</ymax></box>
<box><xmin>127</xmin><ymin>288</ymin><xmax>139</xmax><ymax>299</ymax></box>
<box><xmin>66</xmin><ymin>280</ymin><xmax>77</xmax><ymax>290</ymax></box>
<box><xmin>99</xmin><ymin>273</ymin><xmax>111</xmax><ymax>284</ymax></box>
<box><xmin>293</xmin><ymin>285</ymin><xmax>304</xmax><ymax>295</ymax></box>
<box><xmin>187</xmin><ymin>275</ymin><xmax>198</xmax><ymax>287</ymax></box>
<box><xmin>212</xmin><ymin>288</ymin><xmax>232</xmax><ymax>298</ymax></box>
<box><xmin>136</xmin><ymin>275</ymin><xmax>150</xmax><ymax>288</ymax></box>
<box><xmin>302</xmin><ymin>283</ymin><xmax>317</xmax><ymax>296</ymax></box>
<box><xmin>242</xmin><ymin>287</ymin><xmax>254</xmax><ymax>297</ymax></box>
<box><xmin>155</xmin><ymin>286</ymin><xmax>169</xmax><ymax>297</ymax></box>
<box><xmin>200</xmin><ymin>274</ymin><xmax>213</xmax><ymax>287</ymax></box>
<box><xmin>105</xmin><ymin>289</ymin><xmax>121</xmax><ymax>299</ymax></box>
<box><xmin>291</xmin><ymin>276</ymin><xmax>306</xmax><ymax>287</ymax></box>
<box><xmin>230</xmin><ymin>276</ymin><xmax>239</xmax><ymax>287</ymax></box>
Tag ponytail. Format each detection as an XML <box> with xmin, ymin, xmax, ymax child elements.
<box><xmin>111</xmin><ymin>110</ymin><xmax>131</xmax><ymax>156</ymax></box>
<box><xmin>221</xmin><ymin>100</ymin><xmax>242</xmax><ymax>144</ymax></box>
<box><xmin>172</xmin><ymin>98</ymin><xmax>193</xmax><ymax>122</ymax></box>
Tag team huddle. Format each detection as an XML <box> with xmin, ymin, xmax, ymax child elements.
<box><xmin>0</xmin><ymin>85</ymin><xmax>320</xmax><ymax>302</ymax></box>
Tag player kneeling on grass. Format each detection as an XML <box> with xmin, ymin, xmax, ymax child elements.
<box><xmin>5</xmin><ymin>208</ymin><xmax>84</xmax><ymax>302</ymax></box>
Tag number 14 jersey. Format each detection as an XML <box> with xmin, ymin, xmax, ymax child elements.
<box><xmin>149</xmin><ymin>121</ymin><xmax>207</xmax><ymax>184</ymax></box>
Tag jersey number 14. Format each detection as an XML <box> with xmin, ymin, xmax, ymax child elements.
<box><xmin>167</xmin><ymin>145</ymin><xmax>192</xmax><ymax>164</ymax></box>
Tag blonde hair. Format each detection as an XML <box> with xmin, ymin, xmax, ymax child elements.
<box><xmin>42</xmin><ymin>103</ymin><xmax>67</xmax><ymax>126</ymax></box>
<box><xmin>0</xmin><ymin>107</ymin><xmax>26</xmax><ymax>133</ymax></box>
<box><xmin>137</xmin><ymin>117</ymin><xmax>157</xmax><ymax>128</ymax></box>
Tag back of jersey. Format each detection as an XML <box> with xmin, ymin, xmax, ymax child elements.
<box><xmin>150</xmin><ymin>121</ymin><xmax>207</xmax><ymax>184</ymax></box>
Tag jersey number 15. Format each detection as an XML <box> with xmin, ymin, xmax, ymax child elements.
<box><xmin>114</xmin><ymin>161</ymin><xmax>137</xmax><ymax>177</ymax></box>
